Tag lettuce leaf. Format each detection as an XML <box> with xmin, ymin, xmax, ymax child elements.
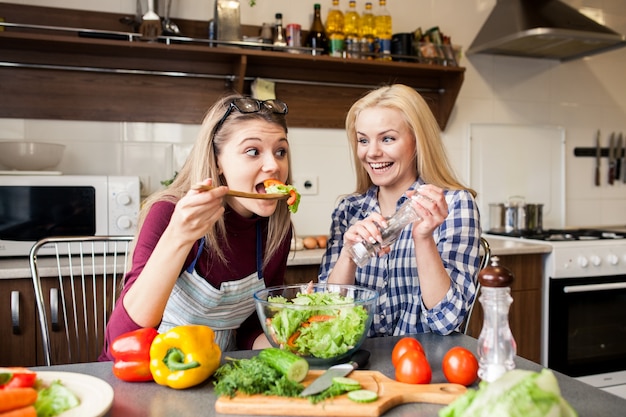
<box><xmin>35</xmin><ymin>380</ymin><xmax>80</xmax><ymax>417</ymax></box>
<box><xmin>438</xmin><ymin>369</ymin><xmax>577</xmax><ymax>417</ymax></box>
<box><xmin>264</xmin><ymin>183</ymin><xmax>301</xmax><ymax>214</ymax></box>
<box><xmin>267</xmin><ymin>292</ymin><xmax>369</xmax><ymax>358</ymax></box>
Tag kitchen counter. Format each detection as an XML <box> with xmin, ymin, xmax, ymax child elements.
<box><xmin>30</xmin><ymin>332</ymin><xmax>626</xmax><ymax>416</ymax></box>
<box><xmin>0</xmin><ymin>236</ymin><xmax>551</xmax><ymax>279</ymax></box>
<box><xmin>285</xmin><ymin>235</ymin><xmax>552</xmax><ymax>266</ymax></box>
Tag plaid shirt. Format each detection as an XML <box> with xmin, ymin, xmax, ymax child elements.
<box><xmin>318</xmin><ymin>178</ymin><xmax>482</xmax><ymax>337</ymax></box>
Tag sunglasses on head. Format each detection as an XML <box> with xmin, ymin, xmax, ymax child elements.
<box><xmin>214</xmin><ymin>97</ymin><xmax>289</xmax><ymax>134</ymax></box>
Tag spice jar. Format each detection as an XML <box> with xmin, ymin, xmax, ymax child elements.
<box><xmin>477</xmin><ymin>256</ymin><xmax>517</xmax><ymax>382</ymax></box>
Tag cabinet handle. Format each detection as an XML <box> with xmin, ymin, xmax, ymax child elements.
<box><xmin>11</xmin><ymin>291</ymin><xmax>21</xmax><ymax>335</ymax></box>
<box><xmin>50</xmin><ymin>288</ymin><xmax>60</xmax><ymax>332</ymax></box>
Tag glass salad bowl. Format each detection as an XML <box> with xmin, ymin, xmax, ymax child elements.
<box><xmin>254</xmin><ymin>283</ymin><xmax>378</xmax><ymax>366</ymax></box>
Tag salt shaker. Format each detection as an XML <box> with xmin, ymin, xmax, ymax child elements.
<box><xmin>477</xmin><ymin>256</ymin><xmax>517</xmax><ymax>382</ymax></box>
<box><xmin>348</xmin><ymin>196</ymin><xmax>422</xmax><ymax>267</ymax></box>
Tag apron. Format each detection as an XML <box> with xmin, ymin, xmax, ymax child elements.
<box><xmin>158</xmin><ymin>223</ymin><xmax>266</xmax><ymax>352</ymax></box>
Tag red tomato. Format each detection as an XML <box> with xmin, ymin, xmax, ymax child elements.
<box><xmin>394</xmin><ymin>349</ymin><xmax>432</xmax><ymax>384</ymax></box>
<box><xmin>391</xmin><ymin>337</ymin><xmax>424</xmax><ymax>367</ymax></box>
<box><xmin>0</xmin><ymin>367</ymin><xmax>37</xmax><ymax>389</ymax></box>
<box><xmin>442</xmin><ymin>346</ymin><xmax>479</xmax><ymax>386</ymax></box>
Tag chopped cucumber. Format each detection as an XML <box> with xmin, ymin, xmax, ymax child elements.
<box><xmin>347</xmin><ymin>389</ymin><xmax>378</xmax><ymax>403</ymax></box>
<box><xmin>258</xmin><ymin>348</ymin><xmax>309</xmax><ymax>382</ymax></box>
<box><xmin>332</xmin><ymin>377</ymin><xmax>361</xmax><ymax>391</ymax></box>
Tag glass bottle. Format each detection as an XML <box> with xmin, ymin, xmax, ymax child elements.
<box><xmin>344</xmin><ymin>0</ymin><xmax>360</xmax><ymax>58</ymax></box>
<box><xmin>305</xmin><ymin>4</ymin><xmax>328</xmax><ymax>55</ymax></box>
<box><xmin>273</xmin><ymin>13</ymin><xmax>287</xmax><ymax>47</ymax></box>
<box><xmin>375</xmin><ymin>0</ymin><xmax>392</xmax><ymax>60</ymax></box>
<box><xmin>359</xmin><ymin>2</ymin><xmax>376</xmax><ymax>59</ymax></box>
<box><xmin>476</xmin><ymin>257</ymin><xmax>517</xmax><ymax>383</ymax></box>
<box><xmin>325</xmin><ymin>0</ymin><xmax>345</xmax><ymax>57</ymax></box>
<box><xmin>348</xmin><ymin>196</ymin><xmax>422</xmax><ymax>268</ymax></box>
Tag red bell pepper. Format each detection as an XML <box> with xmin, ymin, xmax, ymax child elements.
<box><xmin>0</xmin><ymin>368</ymin><xmax>37</xmax><ymax>389</ymax></box>
<box><xmin>110</xmin><ymin>327</ymin><xmax>158</xmax><ymax>382</ymax></box>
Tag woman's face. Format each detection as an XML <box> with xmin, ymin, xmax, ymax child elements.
<box><xmin>217</xmin><ymin>119</ymin><xmax>290</xmax><ymax>218</ymax></box>
<box><xmin>355</xmin><ymin>106</ymin><xmax>418</xmax><ymax>190</ymax></box>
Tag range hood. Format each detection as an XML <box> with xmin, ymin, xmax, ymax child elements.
<box><xmin>467</xmin><ymin>0</ymin><xmax>626</xmax><ymax>61</ymax></box>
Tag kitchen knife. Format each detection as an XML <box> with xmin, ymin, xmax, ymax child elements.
<box><xmin>621</xmin><ymin>133</ymin><xmax>626</xmax><ymax>183</ymax></box>
<box><xmin>608</xmin><ymin>132</ymin><xmax>616</xmax><ymax>185</ymax></box>
<box><xmin>300</xmin><ymin>349</ymin><xmax>370</xmax><ymax>397</ymax></box>
<box><xmin>616</xmin><ymin>133</ymin><xmax>623</xmax><ymax>182</ymax></box>
<box><xmin>595</xmin><ymin>130</ymin><xmax>601</xmax><ymax>187</ymax></box>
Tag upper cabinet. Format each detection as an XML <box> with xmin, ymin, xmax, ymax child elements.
<box><xmin>0</xmin><ymin>3</ymin><xmax>465</xmax><ymax>129</ymax></box>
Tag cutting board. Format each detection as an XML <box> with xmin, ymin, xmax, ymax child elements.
<box><xmin>215</xmin><ymin>370</ymin><xmax>467</xmax><ymax>416</ymax></box>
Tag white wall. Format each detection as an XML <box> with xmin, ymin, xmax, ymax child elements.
<box><xmin>2</xmin><ymin>0</ymin><xmax>626</xmax><ymax>235</ymax></box>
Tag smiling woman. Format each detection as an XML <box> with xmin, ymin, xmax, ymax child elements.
<box><xmin>319</xmin><ymin>84</ymin><xmax>482</xmax><ymax>340</ymax></box>
<box><xmin>99</xmin><ymin>93</ymin><xmax>296</xmax><ymax>361</ymax></box>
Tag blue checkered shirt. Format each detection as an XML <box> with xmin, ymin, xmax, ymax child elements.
<box><xmin>318</xmin><ymin>178</ymin><xmax>482</xmax><ymax>337</ymax></box>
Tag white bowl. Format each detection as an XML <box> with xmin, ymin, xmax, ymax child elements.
<box><xmin>0</xmin><ymin>141</ymin><xmax>65</xmax><ymax>171</ymax></box>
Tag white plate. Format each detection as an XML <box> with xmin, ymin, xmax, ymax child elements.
<box><xmin>0</xmin><ymin>170</ymin><xmax>62</xmax><ymax>175</ymax></box>
<box><xmin>37</xmin><ymin>371</ymin><xmax>114</xmax><ymax>417</ymax></box>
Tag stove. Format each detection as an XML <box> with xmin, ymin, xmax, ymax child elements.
<box><xmin>487</xmin><ymin>228</ymin><xmax>626</xmax><ymax>400</ymax></box>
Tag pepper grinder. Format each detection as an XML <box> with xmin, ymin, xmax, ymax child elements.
<box><xmin>347</xmin><ymin>196</ymin><xmax>422</xmax><ymax>267</ymax></box>
<box><xmin>476</xmin><ymin>256</ymin><xmax>517</xmax><ymax>382</ymax></box>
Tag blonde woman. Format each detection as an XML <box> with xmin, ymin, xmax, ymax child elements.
<box><xmin>319</xmin><ymin>84</ymin><xmax>481</xmax><ymax>337</ymax></box>
<box><xmin>100</xmin><ymin>95</ymin><xmax>293</xmax><ymax>360</ymax></box>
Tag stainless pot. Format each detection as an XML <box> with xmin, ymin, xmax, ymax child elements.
<box><xmin>489</xmin><ymin>197</ymin><xmax>543</xmax><ymax>233</ymax></box>
<box><xmin>525</xmin><ymin>203</ymin><xmax>543</xmax><ymax>232</ymax></box>
<box><xmin>488</xmin><ymin>203</ymin><xmax>505</xmax><ymax>232</ymax></box>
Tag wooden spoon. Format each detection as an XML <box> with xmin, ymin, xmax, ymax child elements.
<box><xmin>191</xmin><ymin>183</ymin><xmax>288</xmax><ymax>200</ymax></box>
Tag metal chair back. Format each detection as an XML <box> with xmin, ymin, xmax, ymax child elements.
<box><xmin>460</xmin><ymin>236</ymin><xmax>491</xmax><ymax>335</ymax></box>
<box><xmin>29</xmin><ymin>236</ymin><xmax>133</xmax><ymax>366</ymax></box>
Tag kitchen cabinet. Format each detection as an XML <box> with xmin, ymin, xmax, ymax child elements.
<box><xmin>0</xmin><ymin>274</ymin><xmax>115</xmax><ymax>367</ymax></box>
<box><xmin>0</xmin><ymin>3</ymin><xmax>464</xmax><ymax>130</ymax></box>
<box><xmin>284</xmin><ymin>264</ymin><xmax>319</xmax><ymax>285</ymax></box>
<box><xmin>0</xmin><ymin>278</ymin><xmax>38</xmax><ymax>367</ymax></box>
<box><xmin>465</xmin><ymin>253</ymin><xmax>543</xmax><ymax>363</ymax></box>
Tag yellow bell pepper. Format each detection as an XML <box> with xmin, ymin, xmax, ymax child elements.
<box><xmin>149</xmin><ymin>325</ymin><xmax>221</xmax><ymax>389</ymax></box>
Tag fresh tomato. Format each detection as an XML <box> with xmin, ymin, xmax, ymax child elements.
<box><xmin>0</xmin><ymin>367</ymin><xmax>37</xmax><ymax>389</ymax></box>
<box><xmin>394</xmin><ymin>349</ymin><xmax>432</xmax><ymax>384</ymax></box>
<box><xmin>391</xmin><ymin>337</ymin><xmax>424</xmax><ymax>367</ymax></box>
<box><xmin>287</xmin><ymin>189</ymin><xmax>297</xmax><ymax>206</ymax></box>
<box><xmin>442</xmin><ymin>346</ymin><xmax>479</xmax><ymax>386</ymax></box>
<box><xmin>263</xmin><ymin>179</ymin><xmax>284</xmax><ymax>188</ymax></box>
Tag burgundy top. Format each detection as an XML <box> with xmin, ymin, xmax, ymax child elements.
<box><xmin>99</xmin><ymin>201</ymin><xmax>292</xmax><ymax>361</ymax></box>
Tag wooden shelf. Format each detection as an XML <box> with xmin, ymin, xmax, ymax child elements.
<box><xmin>0</xmin><ymin>3</ymin><xmax>465</xmax><ymax>129</ymax></box>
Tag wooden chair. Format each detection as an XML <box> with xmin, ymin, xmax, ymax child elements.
<box><xmin>29</xmin><ymin>236</ymin><xmax>133</xmax><ymax>366</ymax></box>
<box><xmin>459</xmin><ymin>236</ymin><xmax>491</xmax><ymax>335</ymax></box>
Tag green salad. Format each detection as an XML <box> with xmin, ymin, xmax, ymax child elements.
<box><xmin>265</xmin><ymin>292</ymin><xmax>369</xmax><ymax>359</ymax></box>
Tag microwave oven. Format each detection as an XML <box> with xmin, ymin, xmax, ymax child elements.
<box><xmin>0</xmin><ymin>175</ymin><xmax>140</xmax><ymax>257</ymax></box>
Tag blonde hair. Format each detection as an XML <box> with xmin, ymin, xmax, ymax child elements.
<box><xmin>345</xmin><ymin>84</ymin><xmax>476</xmax><ymax>197</ymax></box>
<box><xmin>138</xmin><ymin>93</ymin><xmax>293</xmax><ymax>266</ymax></box>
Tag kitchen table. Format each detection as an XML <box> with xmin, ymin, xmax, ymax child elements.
<box><xmin>32</xmin><ymin>333</ymin><xmax>625</xmax><ymax>417</ymax></box>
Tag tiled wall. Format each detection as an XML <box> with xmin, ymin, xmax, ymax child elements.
<box><xmin>2</xmin><ymin>0</ymin><xmax>626</xmax><ymax>235</ymax></box>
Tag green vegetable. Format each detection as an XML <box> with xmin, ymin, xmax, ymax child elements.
<box><xmin>438</xmin><ymin>369</ymin><xmax>578</xmax><ymax>417</ymax></box>
<box><xmin>258</xmin><ymin>348</ymin><xmax>309</xmax><ymax>382</ymax></box>
<box><xmin>213</xmin><ymin>356</ymin><xmax>303</xmax><ymax>398</ymax></box>
<box><xmin>332</xmin><ymin>376</ymin><xmax>361</xmax><ymax>390</ymax></box>
<box><xmin>35</xmin><ymin>380</ymin><xmax>80</xmax><ymax>417</ymax></box>
<box><xmin>307</xmin><ymin>380</ymin><xmax>360</xmax><ymax>404</ymax></box>
<box><xmin>267</xmin><ymin>292</ymin><xmax>369</xmax><ymax>359</ymax></box>
<box><xmin>347</xmin><ymin>389</ymin><xmax>378</xmax><ymax>403</ymax></box>
<box><xmin>264</xmin><ymin>182</ymin><xmax>301</xmax><ymax>214</ymax></box>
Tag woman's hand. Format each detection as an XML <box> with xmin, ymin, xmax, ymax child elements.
<box><xmin>343</xmin><ymin>212</ymin><xmax>386</xmax><ymax>248</ymax></box>
<box><xmin>408</xmin><ymin>184</ymin><xmax>448</xmax><ymax>239</ymax></box>
<box><xmin>168</xmin><ymin>179</ymin><xmax>228</xmax><ymax>244</ymax></box>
